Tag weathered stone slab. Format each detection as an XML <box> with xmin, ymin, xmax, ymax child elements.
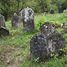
<box><xmin>20</xmin><ymin>7</ymin><xmax>35</xmax><ymax>32</ymax></box>
<box><xmin>0</xmin><ymin>14</ymin><xmax>5</xmax><ymax>28</ymax></box>
<box><xmin>50</xmin><ymin>9</ymin><xmax>54</xmax><ymax>14</ymax></box>
<box><xmin>0</xmin><ymin>27</ymin><xmax>9</xmax><ymax>36</ymax></box>
<box><xmin>11</xmin><ymin>13</ymin><xmax>19</xmax><ymax>27</ymax></box>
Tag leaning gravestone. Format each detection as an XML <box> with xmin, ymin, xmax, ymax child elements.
<box><xmin>30</xmin><ymin>32</ymin><xmax>65</xmax><ymax>61</ymax></box>
<box><xmin>0</xmin><ymin>14</ymin><xmax>5</xmax><ymax>27</ymax></box>
<box><xmin>11</xmin><ymin>13</ymin><xmax>19</xmax><ymax>27</ymax></box>
<box><xmin>40</xmin><ymin>22</ymin><xmax>55</xmax><ymax>36</ymax></box>
<box><xmin>0</xmin><ymin>27</ymin><xmax>9</xmax><ymax>36</ymax></box>
<box><xmin>0</xmin><ymin>14</ymin><xmax>9</xmax><ymax>36</ymax></box>
<box><xmin>20</xmin><ymin>7</ymin><xmax>35</xmax><ymax>32</ymax></box>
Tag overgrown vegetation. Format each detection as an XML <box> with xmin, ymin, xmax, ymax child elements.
<box><xmin>0</xmin><ymin>13</ymin><xmax>67</xmax><ymax>67</ymax></box>
<box><xmin>0</xmin><ymin>0</ymin><xmax>67</xmax><ymax>20</ymax></box>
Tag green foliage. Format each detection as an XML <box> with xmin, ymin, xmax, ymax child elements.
<box><xmin>0</xmin><ymin>0</ymin><xmax>67</xmax><ymax>18</ymax></box>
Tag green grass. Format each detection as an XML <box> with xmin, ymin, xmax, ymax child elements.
<box><xmin>0</xmin><ymin>13</ymin><xmax>67</xmax><ymax>67</ymax></box>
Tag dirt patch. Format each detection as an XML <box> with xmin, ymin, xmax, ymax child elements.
<box><xmin>0</xmin><ymin>45</ymin><xmax>23</xmax><ymax>67</ymax></box>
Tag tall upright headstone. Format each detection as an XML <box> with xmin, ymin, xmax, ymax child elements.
<box><xmin>11</xmin><ymin>13</ymin><xmax>19</xmax><ymax>27</ymax></box>
<box><xmin>20</xmin><ymin>7</ymin><xmax>35</xmax><ymax>32</ymax></box>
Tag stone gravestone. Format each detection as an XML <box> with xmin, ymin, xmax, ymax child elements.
<box><xmin>30</xmin><ymin>22</ymin><xmax>65</xmax><ymax>61</ymax></box>
<box><xmin>58</xmin><ymin>2</ymin><xmax>63</xmax><ymax>13</ymax></box>
<box><xmin>0</xmin><ymin>14</ymin><xmax>5</xmax><ymax>27</ymax></box>
<box><xmin>50</xmin><ymin>9</ymin><xmax>54</xmax><ymax>14</ymax></box>
<box><xmin>30</xmin><ymin>33</ymin><xmax>65</xmax><ymax>61</ymax></box>
<box><xmin>0</xmin><ymin>27</ymin><xmax>9</xmax><ymax>36</ymax></box>
<box><xmin>11</xmin><ymin>13</ymin><xmax>19</xmax><ymax>27</ymax></box>
<box><xmin>40</xmin><ymin>22</ymin><xmax>55</xmax><ymax>36</ymax></box>
<box><xmin>20</xmin><ymin>7</ymin><xmax>35</xmax><ymax>32</ymax></box>
<box><xmin>0</xmin><ymin>14</ymin><xmax>9</xmax><ymax>36</ymax></box>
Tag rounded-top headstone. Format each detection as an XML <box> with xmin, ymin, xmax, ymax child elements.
<box><xmin>50</xmin><ymin>9</ymin><xmax>54</xmax><ymax>14</ymax></box>
<box><xmin>20</xmin><ymin>7</ymin><xmax>35</xmax><ymax>32</ymax></box>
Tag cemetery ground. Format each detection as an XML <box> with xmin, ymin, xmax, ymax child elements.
<box><xmin>0</xmin><ymin>13</ymin><xmax>67</xmax><ymax>67</ymax></box>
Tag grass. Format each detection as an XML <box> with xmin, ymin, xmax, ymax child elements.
<box><xmin>0</xmin><ymin>13</ymin><xmax>67</xmax><ymax>67</ymax></box>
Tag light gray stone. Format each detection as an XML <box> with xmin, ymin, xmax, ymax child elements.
<box><xmin>20</xmin><ymin>7</ymin><xmax>35</xmax><ymax>32</ymax></box>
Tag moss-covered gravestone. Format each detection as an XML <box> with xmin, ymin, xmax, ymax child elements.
<box><xmin>30</xmin><ymin>22</ymin><xmax>65</xmax><ymax>61</ymax></box>
<box><xmin>30</xmin><ymin>33</ymin><xmax>65</xmax><ymax>61</ymax></box>
<box><xmin>20</xmin><ymin>7</ymin><xmax>35</xmax><ymax>32</ymax></box>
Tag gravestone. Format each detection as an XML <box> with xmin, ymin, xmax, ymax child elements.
<box><xmin>50</xmin><ymin>9</ymin><xmax>54</xmax><ymax>14</ymax></box>
<box><xmin>20</xmin><ymin>7</ymin><xmax>35</xmax><ymax>32</ymax></box>
<box><xmin>0</xmin><ymin>14</ymin><xmax>9</xmax><ymax>36</ymax></box>
<box><xmin>0</xmin><ymin>27</ymin><xmax>9</xmax><ymax>36</ymax></box>
<box><xmin>11</xmin><ymin>13</ymin><xmax>19</xmax><ymax>27</ymax></box>
<box><xmin>58</xmin><ymin>2</ymin><xmax>63</xmax><ymax>13</ymax></box>
<box><xmin>0</xmin><ymin>14</ymin><xmax>5</xmax><ymax>27</ymax></box>
<box><xmin>30</xmin><ymin>34</ymin><xmax>50</xmax><ymax>60</ymax></box>
<box><xmin>30</xmin><ymin>33</ymin><xmax>65</xmax><ymax>61</ymax></box>
<box><xmin>40</xmin><ymin>22</ymin><xmax>55</xmax><ymax>36</ymax></box>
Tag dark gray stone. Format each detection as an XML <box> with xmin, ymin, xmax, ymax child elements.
<box><xmin>0</xmin><ymin>27</ymin><xmax>9</xmax><ymax>36</ymax></box>
<box><xmin>20</xmin><ymin>7</ymin><xmax>35</xmax><ymax>32</ymax></box>
<box><xmin>11</xmin><ymin>13</ymin><xmax>19</xmax><ymax>27</ymax></box>
<box><xmin>0</xmin><ymin>14</ymin><xmax>5</xmax><ymax>28</ymax></box>
<box><xmin>58</xmin><ymin>2</ymin><xmax>63</xmax><ymax>13</ymax></box>
<box><xmin>40</xmin><ymin>22</ymin><xmax>55</xmax><ymax>36</ymax></box>
<box><xmin>30</xmin><ymin>33</ymin><xmax>65</xmax><ymax>61</ymax></box>
<box><xmin>50</xmin><ymin>9</ymin><xmax>54</xmax><ymax>14</ymax></box>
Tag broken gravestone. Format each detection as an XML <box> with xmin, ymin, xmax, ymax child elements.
<box><xmin>0</xmin><ymin>14</ymin><xmax>5</xmax><ymax>27</ymax></box>
<box><xmin>30</xmin><ymin>32</ymin><xmax>65</xmax><ymax>61</ymax></box>
<box><xmin>20</xmin><ymin>7</ymin><xmax>35</xmax><ymax>32</ymax></box>
<box><xmin>11</xmin><ymin>13</ymin><xmax>19</xmax><ymax>27</ymax></box>
<box><xmin>0</xmin><ymin>14</ymin><xmax>9</xmax><ymax>36</ymax></box>
<box><xmin>40</xmin><ymin>22</ymin><xmax>55</xmax><ymax>36</ymax></box>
